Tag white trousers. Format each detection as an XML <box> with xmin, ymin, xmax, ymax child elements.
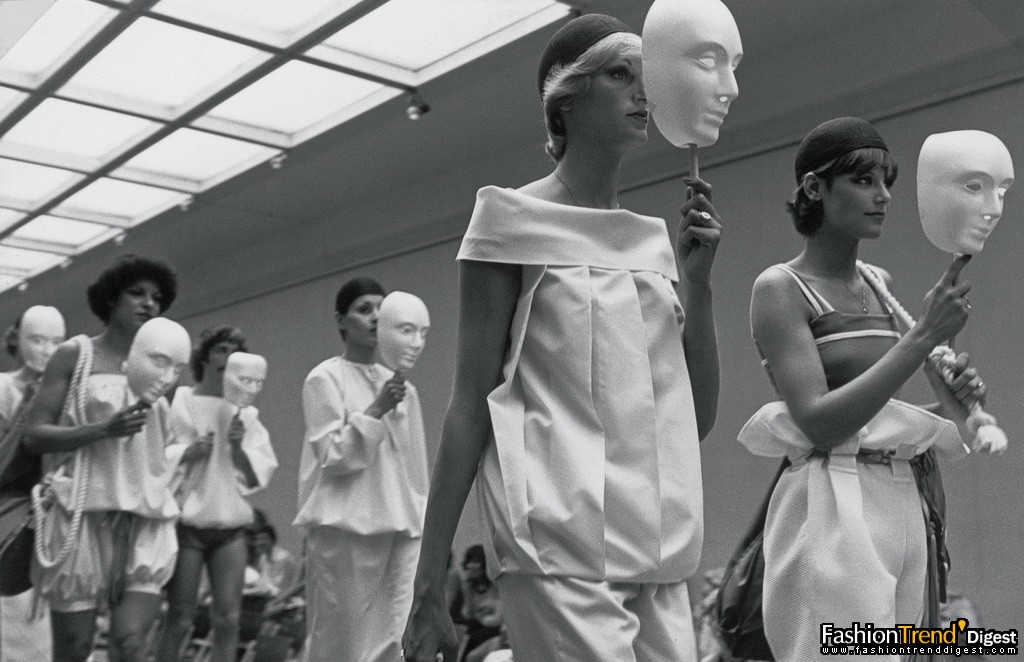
<box><xmin>302</xmin><ymin>527</ymin><xmax>419</xmax><ymax>662</ymax></box>
<box><xmin>764</xmin><ymin>458</ymin><xmax>927</xmax><ymax>661</ymax></box>
<box><xmin>0</xmin><ymin>591</ymin><xmax>51</xmax><ymax>662</ymax></box>
<box><xmin>497</xmin><ymin>574</ymin><xmax>697</xmax><ymax>662</ymax></box>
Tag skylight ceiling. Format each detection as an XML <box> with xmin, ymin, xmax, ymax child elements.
<box><xmin>0</xmin><ymin>0</ymin><xmax>572</xmax><ymax>294</ymax></box>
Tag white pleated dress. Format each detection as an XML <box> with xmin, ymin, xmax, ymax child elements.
<box><xmin>458</xmin><ymin>186</ymin><xmax>704</xmax><ymax>585</ymax></box>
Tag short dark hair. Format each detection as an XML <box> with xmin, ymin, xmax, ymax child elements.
<box><xmin>786</xmin><ymin>147</ymin><xmax>898</xmax><ymax>236</ymax></box>
<box><xmin>334</xmin><ymin>277</ymin><xmax>385</xmax><ymax>316</ymax></box>
<box><xmin>190</xmin><ymin>325</ymin><xmax>248</xmax><ymax>381</ymax></box>
<box><xmin>85</xmin><ymin>254</ymin><xmax>178</xmax><ymax>323</ymax></box>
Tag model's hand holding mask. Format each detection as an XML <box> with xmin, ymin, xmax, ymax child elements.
<box><xmin>918</xmin><ymin>130</ymin><xmax>1014</xmax><ymax>255</ymax></box>
<box><xmin>18</xmin><ymin>305</ymin><xmax>66</xmax><ymax>373</ymax></box>
<box><xmin>377</xmin><ymin>292</ymin><xmax>430</xmax><ymax>373</ymax></box>
<box><xmin>223</xmin><ymin>352</ymin><xmax>267</xmax><ymax>409</ymax></box>
<box><xmin>123</xmin><ymin>317</ymin><xmax>190</xmax><ymax>404</ymax></box>
<box><xmin>642</xmin><ymin>0</ymin><xmax>743</xmax><ymax>149</ymax></box>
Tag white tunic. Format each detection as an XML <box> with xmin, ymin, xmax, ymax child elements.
<box><xmin>457</xmin><ymin>186</ymin><xmax>703</xmax><ymax>583</ymax></box>
<box><xmin>44</xmin><ymin>373</ymin><xmax>179</xmax><ymax>519</ymax></box>
<box><xmin>293</xmin><ymin>358</ymin><xmax>428</xmax><ymax>536</ymax></box>
<box><xmin>166</xmin><ymin>386</ymin><xmax>278</xmax><ymax>529</ymax></box>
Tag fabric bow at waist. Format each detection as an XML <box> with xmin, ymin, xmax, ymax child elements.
<box><xmin>738</xmin><ymin>398</ymin><xmax>967</xmax><ymax>463</ymax></box>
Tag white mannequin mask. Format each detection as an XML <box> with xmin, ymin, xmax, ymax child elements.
<box><xmin>223</xmin><ymin>352</ymin><xmax>267</xmax><ymax>409</ymax></box>
<box><xmin>377</xmin><ymin>292</ymin><xmax>430</xmax><ymax>372</ymax></box>
<box><xmin>642</xmin><ymin>0</ymin><xmax>743</xmax><ymax>148</ymax></box>
<box><xmin>18</xmin><ymin>305</ymin><xmax>65</xmax><ymax>373</ymax></box>
<box><xmin>918</xmin><ymin>130</ymin><xmax>1014</xmax><ymax>255</ymax></box>
<box><xmin>123</xmin><ymin>317</ymin><xmax>190</xmax><ymax>404</ymax></box>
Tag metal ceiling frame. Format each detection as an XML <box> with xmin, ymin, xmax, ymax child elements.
<box><xmin>0</xmin><ymin>80</ymin><xmax>289</xmax><ymax>149</ymax></box>
<box><xmin>0</xmin><ymin>0</ymin><xmax>581</xmax><ymax>289</ymax></box>
<box><xmin>0</xmin><ymin>0</ymin><xmax>393</xmax><ymax>244</ymax></box>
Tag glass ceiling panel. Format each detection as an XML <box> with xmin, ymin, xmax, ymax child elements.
<box><xmin>310</xmin><ymin>0</ymin><xmax>568</xmax><ymax>82</ymax></box>
<box><xmin>151</xmin><ymin>0</ymin><xmax>362</xmax><ymax>48</ymax></box>
<box><xmin>0</xmin><ymin>86</ymin><xmax>29</xmax><ymax>123</ymax></box>
<box><xmin>0</xmin><ymin>97</ymin><xmax>160</xmax><ymax>171</ymax></box>
<box><xmin>12</xmin><ymin>215</ymin><xmax>113</xmax><ymax>249</ymax></box>
<box><xmin>197</xmin><ymin>60</ymin><xmax>397</xmax><ymax>146</ymax></box>
<box><xmin>0</xmin><ymin>0</ymin><xmax>116</xmax><ymax>88</ymax></box>
<box><xmin>60</xmin><ymin>17</ymin><xmax>270</xmax><ymax>120</ymax></box>
<box><xmin>0</xmin><ymin>157</ymin><xmax>83</xmax><ymax>210</ymax></box>
<box><xmin>0</xmin><ymin>209</ymin><xmax>26</xmax><ymax>233</ymax></box>
<box><xmin>0</xmin><ymin>244</ymin><xmax>65</xmax><ymax>273</ymax></box>
<box><xmin>117</xmin><ymin>127</ymin><xmax>279</xmax><ymax>192</ymax></box>
<box><xmin>54</xmin><ymin>177</ymin><xmax>189</xmax><ymax>227</ymax></box>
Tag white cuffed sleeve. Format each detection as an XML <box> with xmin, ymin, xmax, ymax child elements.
<box><xmin>303</xmin><ymin>370</ymin><xmax>388</xmax><ymax>477</ymax></box>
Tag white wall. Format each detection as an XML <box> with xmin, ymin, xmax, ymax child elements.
<box><xmin>149</xmin><ymin>79</ymin><xmax>1024</xmax><ymax>634</ymax></box>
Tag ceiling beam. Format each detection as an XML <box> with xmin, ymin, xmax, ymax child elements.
<box><xmin>0</xmin><ymin>0</ymin><xmax>391</xmax><ymax>244</ymax></box>
<box><xmin>0</xmin><ymin>81</ymin><xmax>289</xmax><ymax>150</ymax></box>
<box><xmin>0</xmin><ymin>151</ymin><xmax>197</xmax><ymax>195</ymax></box>
<box><xmin>0</xmin><ymin>0</ymin><xmax>162</xmax><ymax>139</ymax></box>
<box><xmin>85</xmin><ymin>0</ymin><xmax>417</xmax><ymax>92</ymax></box>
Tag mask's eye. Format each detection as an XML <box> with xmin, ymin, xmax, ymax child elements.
<box><xmin>696</xmin><ymin>55</ymin><xmax>717</xmax><ymax>69</ymax></box>
<box><xmin>148</xmin><ymin>354</ymin><xmax>172</xmax><ymax>369</ymax></box>
<box><xmin>965</xmin><ymin>181</ymin><xmax>983</xmax><ymax>192</ymax></box>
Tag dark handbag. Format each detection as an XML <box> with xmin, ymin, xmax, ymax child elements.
<box><xmin>715</xmin><ymin>459</ymin><xmax>789</xmax><ymax>661</ymax></box>
<box><xmin>0</xmin><ymin>496</ymin><xmax>34</xmax><ymax>596</ymax></box>
<box><xmin>0</xmin><ymin>382</ymin><xmax>40</xmax><ymax>597</ymax></box>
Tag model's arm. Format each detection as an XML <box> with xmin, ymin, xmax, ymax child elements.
<box><xmin>873</xmin><ymin>267</ymin><xmax>985</xmax><ymax>422</ymax></box>
<box><xmin>403</xmin><ymin>259</ymin><xmax>521</xmax><ymax>662</ymax></box>
<box><xmin>302</xmin><ymin>367</ymin><xmax>398</xmax><ymax>477</ymax></box>
<box><xmin>751</xmin><ymin>258</ymin><xmax>972</xmax><ymax>450</ymax></box>
<box><xmin>233</xmin><ymin>413</ymin><xmax>277</xmax><ymax>494</ymax></box>
<box><xmin>24</xmin><ymin>341</ymin><xmax>148</xmax><ymax>454</ymax></box>
<box><xmin>676</xmin><ymin>177</ymin><xmax>722</xmax><ymax>440</ymax></box>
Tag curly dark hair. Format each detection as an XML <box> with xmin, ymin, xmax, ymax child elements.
<box><xmin>85</xmin><ymin>254</ymin><xmax>178</xmax><ymax>323</ymax></box>
<box><xmin>787</xmin><ymin>147</ymin><xmax>898</xmax><ymax>236</ymax></box>
<box><xmin>190</xmin><ymin>325</ymin><xmax>248</xmax><ymax>382</ymax></box>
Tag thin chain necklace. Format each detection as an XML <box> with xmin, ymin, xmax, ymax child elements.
<box><xmin>553</xmin><ymin>171</ymin><xmax>579</xmax><ymax>207</ymax></box>
<box><xmin>850</xmin><ymin>273</ymin><xmax>869</xmax><ymax>314</ymax></box>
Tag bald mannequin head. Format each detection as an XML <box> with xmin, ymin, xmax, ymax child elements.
<box><xmin>642</xmin><ymin>0</ymin><xmax>743</xmax><ymax>147</ymax></box>
<box><xmin>18</xmin><ymin>305</ymin><xmax>65</xmax><ymax>373</ymax></box>
<box><xmin>918</xmin><ymin>130</ymin><xmax>1014</xmax><ymax>255</ymax></box>
<box><xmin>124</xmin><ymin>317</ymin><xmax>190</xmax><ymax>403</ymax></box>
<box><xmin>377</xmin><ymin>292</ymin><xmax>430</xmax><ymax>372</ymax></box>
<box><xmin>223</xmin><ymin>352</ymin><xmax>267</xmax><ymax>409</ymax></box>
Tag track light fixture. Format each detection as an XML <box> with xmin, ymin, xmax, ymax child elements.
<box><xmin>270</xmin><ymin>153</ymin><xmax>288</xmax><ymax>169</ymax></box>
<box><xmin>406</xmin><ymin>92</ymin><xmax>430</xmax><ymax>120</ymax></box>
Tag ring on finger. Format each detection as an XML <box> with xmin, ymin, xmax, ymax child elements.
<box><xmin>698</xmin><ymin>211</ymin><xmax>712</xmax><ymax>221</ymax></box>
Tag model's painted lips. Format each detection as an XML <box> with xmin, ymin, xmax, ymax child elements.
<box><xmin>628</xmin><ymin>110</ymin><xmax>649</xmax><ymax>120</ymax></box>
